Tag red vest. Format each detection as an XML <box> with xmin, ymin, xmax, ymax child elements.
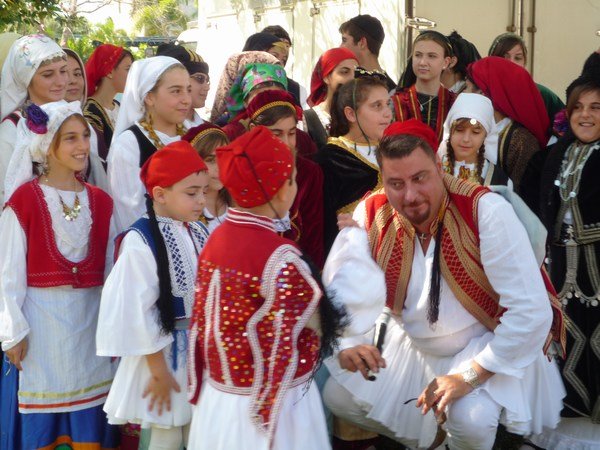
<box><xmin>189</xmin><ymin>209</ymin><xmax>320</xmax><ymax>439</ymax></box>
<box><xmin>6</xmin><ymin>179</ymin><xmax>112</xmax><ymax>288</ymax></box>
<box><xmin>391</xmin><ymin>84</ymin><xmax>456</xmax><ymax>144</ymax></box>
<box><xmin>364</xmin><ymin>174</ymin><xmax>565</xmax><ymax>355</ymax></box>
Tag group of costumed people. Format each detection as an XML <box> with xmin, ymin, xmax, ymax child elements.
<box><xmin>0</xmin><ymin>12</ymin><xmax>598</xmax><ymax>450</ymax></box>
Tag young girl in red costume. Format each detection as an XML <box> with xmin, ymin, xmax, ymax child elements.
<box><xmin>97</xmin><ymin>140</ymin><xmax>209</xmax><ymax>449</ymax></box>
<box><xmin>0</xmin><ymin>100</ymin><xmax>118</xmax><ymax>449</ymax></box>
<box><xmin>188</xmin><ymin>126</ymin><xmax>345</xmax><ymax>450</ymax></box>
<box><xmin>393</xmin><ymin>30</ymin><xmax>456</xmax><ymax>144</ymax></box>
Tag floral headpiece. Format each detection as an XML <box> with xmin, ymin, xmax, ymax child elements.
<box><xmin>25</xmin><ymin>103</ymin><xmax>49</xmax><ymax>134</ymax></box>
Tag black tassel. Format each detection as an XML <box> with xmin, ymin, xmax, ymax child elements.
<box><xmin>146</xmin><ymin>195</ymin><xmax>175</xmax><ymax>334</ymax></box>
<box><xmin>427</xmin><ymin>222</ymin><xmax>445</xmax><ymax>325</ymax></box>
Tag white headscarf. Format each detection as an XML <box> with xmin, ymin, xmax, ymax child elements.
<box><xmin>438</xmin><ymin>93</ymin><xmax>498</xmax><ymax>164</ymax></box>
<box><xmin>4</xmin><ymin>100</ymin><xmax>83</xmax><ymax>200</ymax></box>
<box><xmin>112</xmin><ymin>56</ymin><xmax>181</xmax><ymax>138</ymax></box>
<box><xmin>0</xmin><ymin>34</ymin><xmax>66</xmax><ymax>120</ymax></box>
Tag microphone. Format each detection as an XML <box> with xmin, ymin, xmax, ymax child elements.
<box><xmin>367</xmin><ymin>307</ymin><xmax>392</xmax><ymax>381</ymax></box>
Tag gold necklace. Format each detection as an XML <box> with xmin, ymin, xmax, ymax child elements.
<box><xmin>43</xmin><ymin>175</ymin><xmax>83</xmax><ymax>221</ymax></box>
<box><xmin>59</xmin><ymin>193</ymin><xmax>81</xmax><ymax>221</ymax></box>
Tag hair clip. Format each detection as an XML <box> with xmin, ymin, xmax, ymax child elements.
<box><xmin>354</xmin><ymin>66</ymin><xmax>387</xmax><ymax>82</ymax></box>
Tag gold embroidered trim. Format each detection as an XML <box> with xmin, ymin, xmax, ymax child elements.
<box><xmin>250</xmin><ymin>101</ymin><xmax>296</xmax><ymax>120</ymax></box>
<box><xmin>190</xmin><ymin>128</ymin><xmax>228</xmax><ymax>147</ymax></box>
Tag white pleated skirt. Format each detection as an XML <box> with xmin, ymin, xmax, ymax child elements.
<box><xmin>325</xmin><ymin>319</ymin><xmax>565</xmax><ymax>448</ymax></box>
<box><xmin>188</xmin><ymin>379</ymin><xmax>331</xmax><ymax>450</ymax></box>
<box><xmin>103</xmin><ymin>331</ymin><xmax>191</xmax><ymax>429</ymax></box>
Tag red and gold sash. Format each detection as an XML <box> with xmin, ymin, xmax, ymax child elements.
<box><xmin>364</xmin><ymin>174</ymin><xmax>565</xmax><ymax>356</ymax></box>
<box><xmin>391</xmin><ymin>84</ymin><xmax>456</xmax><ymax>144</ymax></box>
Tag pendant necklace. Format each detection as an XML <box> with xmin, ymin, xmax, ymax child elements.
<box><xmin>417</xmin><ymin>232</ymin><xmax>430</xmax><ymax>243</ymax></box>
<box><xmin>59</xmin><ymin>193</ymin><xmax>81</xmax><ymax>221</ymax></box>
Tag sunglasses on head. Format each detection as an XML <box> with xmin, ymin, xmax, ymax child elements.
<box><xmin>354</xmin><ymin>66</ymin><xmax>387</xmax><ymax>82</ymax></box>
<box><xmin>191</xmin><ymin>73</ymin><xmax>210</xmax><ymax>85</ymax></box>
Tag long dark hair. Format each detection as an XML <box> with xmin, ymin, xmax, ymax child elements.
<box><xmin>399</xmin><ymin>30</ymin><xmax>453</xmax><ymax>89</ymax></box>
<box><xmin>329</xmin><ymin>77</ymin><xmax>388</xmax><ymax>137</ymax></box>
<box><xmin>145</xmin><ymin>195</ymin><xmax>176</xmax><ymax>334</ymax></box>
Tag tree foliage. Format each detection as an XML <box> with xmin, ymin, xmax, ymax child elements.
<box><xmin>133</xmin><ymin>0</ymin><xmax>188</xmax><ymax>37</ymax></box>
<box><xmin>0</xmin><ymin>0</ymin><xmax>63</xmax><ymax>30</ymax></box>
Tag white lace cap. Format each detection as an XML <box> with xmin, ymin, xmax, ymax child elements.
<box><xmin>112</xmin><ymin>56</ymin><xmax>181</xmax><ymax>139</ymax></box>
<box><xmin>0</xmin><ymin>34</ymin><xmax>66</xmax><ymax>120</ymax></box>
<box><xmin>438</xmin><ymin>93</ymin><xmax>498</xmax><ymax>165</ymax></box>
<box><xmin>4</xmin><ymin>100</ymin><xmax>83</xmax><ymax>201</ymax></box>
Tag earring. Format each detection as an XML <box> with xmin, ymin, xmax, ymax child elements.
<box><xmin>42</xmin><ymin>159</ymin><xmax>50</xmax><ymax>181</ymax></box>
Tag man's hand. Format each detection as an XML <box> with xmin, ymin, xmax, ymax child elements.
<box><xmin>417</xmin><ymin>363</ymin><xmax>493</xmax><ymax>417</ymax></box>
<box><xmin>417</xmin><ymin>374</ymin><xmax>472</xmax><ymax>417</ymax></box>
<box><xmin>5</xmin><ymin>338</ymin><xmax>28</xmax><ymax>370</ymax></box>
<box><xmin>339</xmin><ymin>345</ymin><xmax>386</xmax><ymax>380</ymax></box>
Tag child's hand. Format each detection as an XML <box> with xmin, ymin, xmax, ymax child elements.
<box><xmin>6</xmin><ymin>338</ymin><xmax>28</xmax><ymax>370</ymax></box>
<box><xmin>142</xmin><ymin>370</ymin><xmax>181</xmax><ymax>416</ymax></box>
<box><xmin>337</xmin><ymin>213</ymin><xmax>360</xmax><ymax>230</ymax></box>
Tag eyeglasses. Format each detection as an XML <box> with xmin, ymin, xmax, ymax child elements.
<box><xmin>354</xmin><ymin>66</ymin><xmax>387</xmax><ymax>82</ymax></box>
<box><xmin>191</xmin><ymin>73</ymin><xmax>210</xmax><ymax>85</ymax></box>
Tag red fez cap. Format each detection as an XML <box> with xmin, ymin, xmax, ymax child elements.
<box><xmin>245</xmin><ymin>89</ymin><xmax>303</xmax><ymax>122</ymax></box>
<box><xmin>182</xmin><ymin>123</ymin><xmax>228</xmax><ymax>147</ymax></box>
<box><xmin>384</xmin><ymin>119</ymin><xmax>438</xmax><ymax>151</ymax></box>
<box><xmin>216</xmin><ymin>126</ymin><xmax>294</xmax><ymax>208</ymax></box>
<box><xmin>140</xmin><ymin>140</ymin><xmax>208</xmax><ymax>198</ymax></box>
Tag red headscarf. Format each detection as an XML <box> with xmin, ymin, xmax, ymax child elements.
<box><xmin>467</xmin><ymin>56</ymin><xmax>549</xmax><ymax>147</ymax></box>
<box><xmin>308</xmin><ymin>47</ymin><xmax>358</xmax><ymax>107</ymax></box>
<box><xmin>216</xmin><ymin>126</ymin><xmax>294</xmax><ymax>208</ymax></box>
<box><xmin>140</xmin><ymin>141</ymin><xmax>207</xmax><ymax>198</ymax></box>
<box><xmin>85</xmin><ymin>44</ymin><xmax>125</xmax><ymax>96</ymax></box>
<box><xmin>384</xmin><ymin>119</ymin><xmax>438</xmax><ymax>151</ymax></box>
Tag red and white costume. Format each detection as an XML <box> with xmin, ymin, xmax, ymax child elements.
<box><xmin>323</xmin><ymin>175</ymin><xmax>566</xmax><ymax>450</ymax></box>
<box><xmin>188</xmin><ymin>209</ymin><xmax>329</xmax><ymax>450</ymax></box>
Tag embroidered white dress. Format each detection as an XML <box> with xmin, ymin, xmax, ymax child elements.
<box><xmin>97</xmin><ymin>217</ymin><xmax>208</xmax><ymax>428</ymax></box>
<box><xmin>0</xmin><ymin>186</ymin><xmax>116</xmax><ymax>413</ymax></box>
<box><xmin>107</xmin><ymin>123</ymin><xmax>181</xmax><ymax>232</ymax></box>
<box><xmin>324</xmin><ymin>193</ymin><xmax>565</xmax><ymax>448</ymax></box>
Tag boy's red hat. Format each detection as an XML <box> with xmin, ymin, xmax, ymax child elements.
<box><xmin>216</xmin><ymin>126</ymin><xmax>294</xmax><ymax>208</ymax></box>
<box><xmin>140</xmin><ymin>140</ymin><xmax>208</xmax><ymax>198</ymax></box>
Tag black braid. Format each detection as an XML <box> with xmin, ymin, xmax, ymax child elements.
<box><xmin>476</xmin><ymin>144</ymin><xmax>486</xmax><ymax>184</ymax></box>
<box><xmin>446</xmin><ymin>138</ymin><xmax>456</xmax><ymax>173</ymax></box>
<box><xmin>427</xmin><ymin>221</ymin><xmax>445</xmax><ymax>325</ymax></box>
<box><xmin>146</xmin><ymin>194</ymin><xmax>175</xmax><ymax>334</ymax></box>
<box><xmin>298</xmin><ymin>253</ymin><xmax>348</xmax><ymax>362</ymax></box>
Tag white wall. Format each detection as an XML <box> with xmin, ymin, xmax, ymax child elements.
<box><xmin>195</xmin><ymin>0</ymin><xmax>405</xmax><ymax>112</ymax></box>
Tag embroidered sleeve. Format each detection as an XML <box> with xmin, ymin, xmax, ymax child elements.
<box><xmin>248</xmin><ymin>245</ymin><xmax>321</xmax><ymax>439</ymax></box>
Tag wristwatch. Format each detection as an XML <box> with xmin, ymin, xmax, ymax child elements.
<box><xmin>461</xmin><ymin>367</ymin><xmax>481</xmax><ymax>389</ymax></box>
